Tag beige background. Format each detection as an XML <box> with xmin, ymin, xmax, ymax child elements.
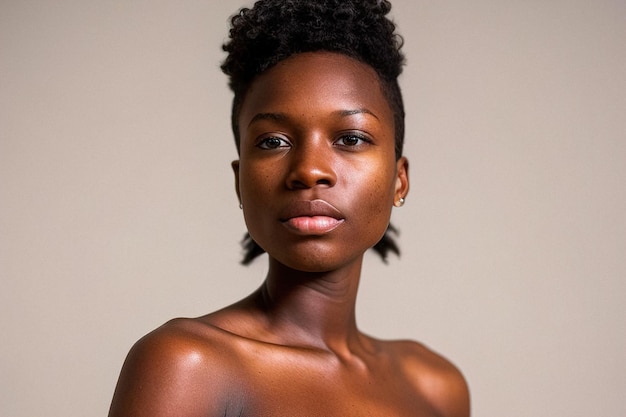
<box><xmin>1</xmin><ymin>1</ymin><xmax>625</xmax><ymax>416</ymax></box>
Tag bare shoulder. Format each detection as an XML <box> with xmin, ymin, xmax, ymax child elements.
<box><xmin>120</xmin><ymin>318</ymin><xmax>238</xmax><ymax>371</ymax></box>
<box><xmin>108</xmin><ymin>318</ymin><xmax>238</xmax><ymax>417</ymax></box>
<box><xmin>384</xmin><ymin>339</ymin><xmax>471</xmax><ymax>417</ymax></box>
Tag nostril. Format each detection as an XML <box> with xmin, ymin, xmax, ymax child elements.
<box><xmin>286</xmin><ymin>168</ymin><xmax>335</xmax><ymax>190</ymax></box>
<box><xmin>285</xmin><ymin>145</ymin><xmax>337</xmax><ymax>189</ymax></box>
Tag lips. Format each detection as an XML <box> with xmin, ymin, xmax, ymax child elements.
<box><xmin>279</xmin><ymin>199</ymin><xmax>345</xmax><ymax>235</ymax></box>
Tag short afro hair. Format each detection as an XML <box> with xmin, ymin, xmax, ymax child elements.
<box><xmin>221</xmin><ymin>0</ymin><xmax>406</xmax><ymax>265</ymax></box>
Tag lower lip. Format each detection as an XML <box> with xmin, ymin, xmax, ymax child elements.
<box><xmin>283</xmin><ymin>216</ymin><xmax>344</xmax><ymax>234</ymax></box>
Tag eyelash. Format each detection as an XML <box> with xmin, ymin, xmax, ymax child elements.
<box><xmin>257</xmin><ymin>136</ymin><xmax>290</xmax><ymax>149</ymax></box>
<box><xmin>255</xmin><ymin>133</ymin><xmax>372</xmax><ymax>150</ymax></box>
<box><xmin>334</xmin><ymin>133</ymin><xmax>371</xmax><ymax>148</ymax></box>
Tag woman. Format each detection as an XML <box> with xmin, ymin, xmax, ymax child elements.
<box><xmin>108</xmin><ymin>1</ymin><xmax>470</xmax><ymax>416</ymax></box>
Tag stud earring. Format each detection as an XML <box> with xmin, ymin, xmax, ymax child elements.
<box><xmin>394</xmin><ymin>197</ymin><xmax>405</xmax><ymax>207</ymax></box>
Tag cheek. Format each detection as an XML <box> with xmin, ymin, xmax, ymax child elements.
<box><xmin>239</xmin><ymin>162</ymin><xmax>274</xmax><ymax>202</ymax></box>
<box><xmin>346</xmin><ymin>157</ymin><xmax>397</xmax><ymax>200</ymax></box>
<box><xmin>343</xmin><ymin>161</ymin><xmax>397</xmax><ymax>228</ymax></box>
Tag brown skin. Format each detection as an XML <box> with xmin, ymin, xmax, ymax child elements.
<box><xmin>108</xmin><ymin>52</ymin><xmax>470</xmax><ymax>417</ymax></box>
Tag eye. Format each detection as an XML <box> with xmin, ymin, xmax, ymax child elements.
<box><xmin>257</xmin><ymin>136</ymin><xmax>290</xmax><ymax>150</ymax></box>
<box><xmin>334</xmin><ymin>133</ymin><xmax>371</xmax><ymax>148</ymax></box>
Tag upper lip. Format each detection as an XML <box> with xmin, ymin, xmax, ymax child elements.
<box><xmin>279</xmin><ymin>199</ymin><xmax>344</xmax><ymax>221</ymax></box>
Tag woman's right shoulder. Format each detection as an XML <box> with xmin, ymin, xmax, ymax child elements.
<box><xmin>108</xmin><ymin>318</ymin><xmax>241</xmax><ymax>417</ymax></box>
<box><xmin>143</xmin><ymin>316</ymin><xmax>237</xmax><ymax>346</ymax></box>
<box><xmin>124</xmin><ymin>316</ymin><xmax>248</xmax><ymax>381</ymax></box>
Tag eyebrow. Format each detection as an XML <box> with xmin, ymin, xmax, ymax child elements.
<box><xmin>248</xmin><ymin>112</ymin><xmax>288</xmax><ymax>127</ymax></box>
<box><xmin>247</xmin><ymin>108</ymin><xmax>379</xmax><ymax>127</ymax></box>
<box><xmin>332</xmin><ymin>108</ymin><xmax>379</xmax><ymax>120</ymax></box>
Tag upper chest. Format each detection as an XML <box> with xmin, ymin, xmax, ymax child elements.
<box><xmin>217</xmin><ymin>345</ymin><xmax>440</xmax><ymax>417</ymax></box>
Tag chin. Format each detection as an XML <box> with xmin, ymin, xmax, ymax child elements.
<box><xmin>269</xmin><ymin>245</ymin><xmax>365</xmax><ymax>274</ymax></box>
<box><xmin>274</xmin><ymin>254</ymin><xmax>339</xmax><ymax>273</ymax></box>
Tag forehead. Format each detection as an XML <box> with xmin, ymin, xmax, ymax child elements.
<box><xmin>239</xmin><ymin>52</ymin><xmax>393</xmax><ymax>126</ymax></box>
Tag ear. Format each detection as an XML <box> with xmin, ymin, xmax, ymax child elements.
<box><xmin>231</xmin><ymin>160</ymin><xmax>241</xmax><ymax>204</ymax></box>
<box><xmin>394</xmin><ymin>156</ymin><xmax>409</xmax><ymax>204</ymax></box>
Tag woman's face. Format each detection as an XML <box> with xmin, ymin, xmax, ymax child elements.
<box><xmin>233</xmin><ymin>52</ymin><xmax>409</xmax><ymax>272</ymax></box>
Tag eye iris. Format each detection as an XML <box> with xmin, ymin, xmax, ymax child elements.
<box><xmin>343</xmin><ymin>136</ymin><xmax>360</xmax><ymax>146</ymax></box>
<box><xmin>265</xmin><ymin>137</ymin><xmax>282</xmax><ymax>148</ymax></box>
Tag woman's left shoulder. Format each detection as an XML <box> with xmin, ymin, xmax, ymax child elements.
<box><xmin>383</xmin><ymin>338</ymin><xmax>471</xmax><ymax>417</ymax></box>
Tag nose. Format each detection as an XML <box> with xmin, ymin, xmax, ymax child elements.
<box><xmin>285</xmin><ymin>139</ymin><xmax>337</xmax><ymax>190</ymax></box>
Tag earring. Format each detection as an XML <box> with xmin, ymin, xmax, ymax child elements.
<box><xmin>394</xmin><ymin>197</ymin><xmax>405</xmax><ymax>207</ymax></box>
<box><xmin>239</xmin><ymin>202</ymin><xmax>243</xmax><ymax>209</ymax></box>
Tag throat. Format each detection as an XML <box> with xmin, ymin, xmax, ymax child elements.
<box><xmin>256</xmin><ymin>263</ymin><xmax>363</xmax><ymax>352</ymax></box>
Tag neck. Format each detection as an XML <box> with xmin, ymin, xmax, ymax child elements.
<box><xmin>256</xmin><ymin>256</ymin><xmax>364</xmax><ymax>353</ymax></box>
